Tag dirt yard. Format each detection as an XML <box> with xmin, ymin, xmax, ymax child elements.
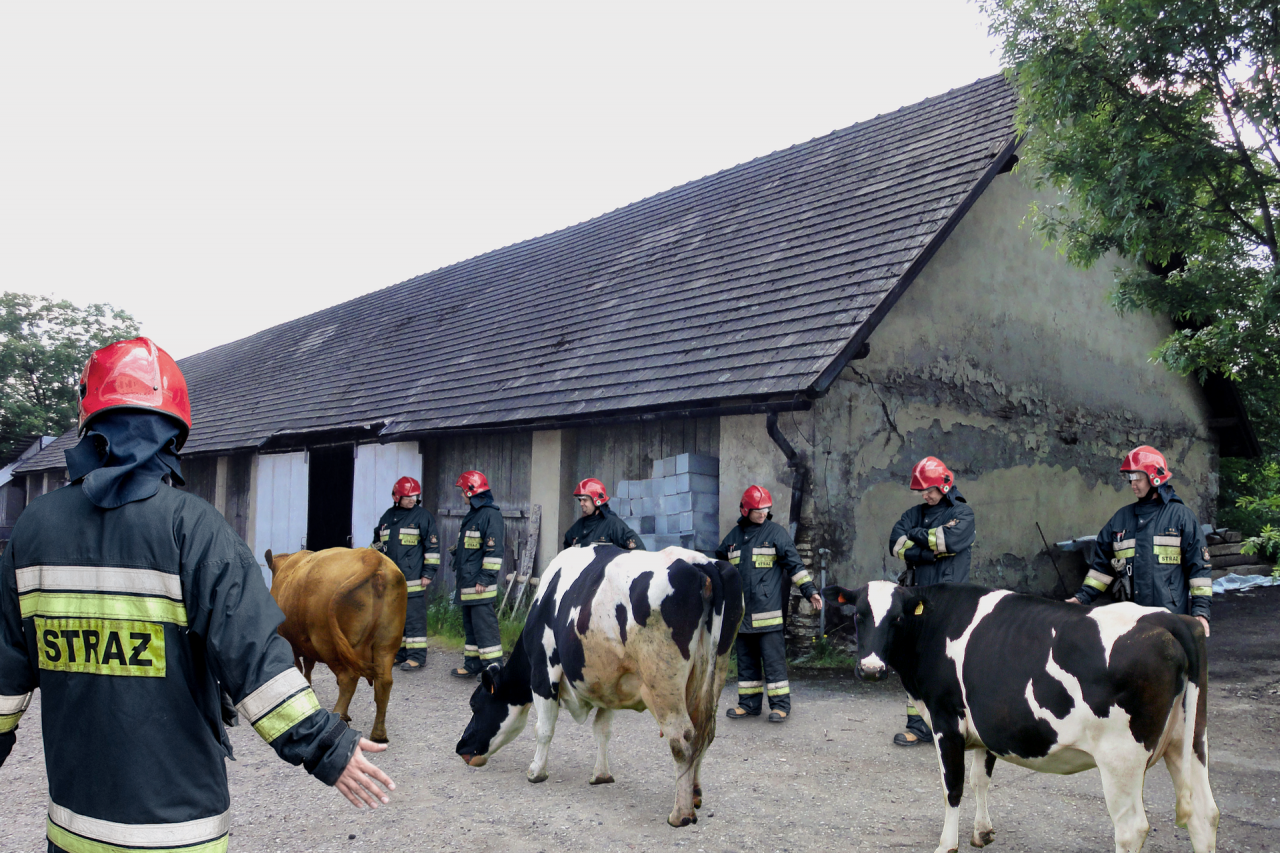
<box><xmin>3</xmin><ymin>587</ymin><xmax>1278</xmax><ymax>853</ymax></box>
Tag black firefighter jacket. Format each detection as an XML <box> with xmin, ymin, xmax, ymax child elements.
<box><xmin>450</xmin><ymin>492</ymin><xmax>504</xmax><ymax>607</ymax></box>
<box><xmin>562</xmin><ymin>502</ymin><xmax>645</xmax><ymax>551</ymax></box>
<box><xmin>374</xmin><ymin>503</ymin><xmax>441</xmax><ymax>595</ymax></box>
<box><xmin>0</xmin><ymin>483</ymin><xmax>357</xmax><ymax>853</ymax></box>
<box><xmin>716</xmin><ymin>517</ymin><xmax>816</xmax><ymax>634</ymax></box>
<box><xmin>889</xmin><ymin>488</ymin><xmax>976</xmax><ymax>586</ymax></box>
<box><xmin>1074</xmin><ymin>486</ymin><xmax>1212</xmax><ymax>619</ymax></box>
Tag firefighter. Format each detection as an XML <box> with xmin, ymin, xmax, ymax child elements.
<box><xmin>888</xmin><ymin>456</ymin><xmax>976</xmax><ymax>746</ymax></box>
<box><xmin>0</xmin><ymin>338</ymin><xmax>393</xmax><ymax>853</ymax></box>
<box><xmin>1068</xmin><ymin>446</ymin><xmax>1212</xmax><ymax>636</ymax></box>
<box><xmin>562</xmin><ymin>478</ymin><xmax>645</xmax><ymax>551</ymax></box>
<box><xmin>374</xmin><ymin>476</ymin><xmax>440</xmax><ymax>671</ymax></box>
<box><xmin>716</xmin><ymin>485</ymin><xmax>821</xmax><ymax>723</ymax></box>
<box><xmin>449</xmin><ymin>470</ymin><xmax>505</xmax><ymax>679</ymax></box>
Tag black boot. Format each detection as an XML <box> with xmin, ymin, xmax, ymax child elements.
<box><xmin>893</xmin><ymin>714</ymin><xmax>933</xmax><ymax>746</ymax></box>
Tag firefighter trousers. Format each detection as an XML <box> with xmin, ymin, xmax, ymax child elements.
<box><xmin>462</xmin><ymin>602</ymin><xmax>502</xmax><ymax>673</ymax></box>
<box><xmin>395</xmin><ymin>592</ymin><xmax>428</xmax><ymax>665</ymax></box>
<box><xmin>734</xmin><ymin>630</ymin><xmax>790</xmax><ymax>714</ymax></box>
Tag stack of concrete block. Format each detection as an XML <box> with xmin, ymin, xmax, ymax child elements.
<box><xmin>610</xmin><ymin>453</ymin><xmax>720</xmax><ymax>552</ymax></box>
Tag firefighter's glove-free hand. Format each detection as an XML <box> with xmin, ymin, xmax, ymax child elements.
<box><xmin>336</xmin><ymin>738</ymin><xmax>395</xmax><ymax>809</ymax></box>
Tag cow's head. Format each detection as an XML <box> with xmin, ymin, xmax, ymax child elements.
<box><xmin>823</xmin><ymin>580</ymin><xmax>922</xmax><ymax>681</ymax></box>
<box><xmin>455</xmin><ymin>662</ymin><xmax>533</xmax><ymax>767</ymax></box>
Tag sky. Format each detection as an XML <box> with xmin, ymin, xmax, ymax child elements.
<box><xmin>1</xmin><ymin>1</ymin><xmax>1004</xmax><ymax>359</ymax></box>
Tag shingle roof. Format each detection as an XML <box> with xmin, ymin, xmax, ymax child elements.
<box><xmin>18</xmin><ymin>75</ymin><xmax>1020</xmax><ymax>472</ymax></box>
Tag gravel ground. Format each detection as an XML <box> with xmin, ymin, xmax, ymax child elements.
<box><xmin>3</xmin><ymin>587</ymin><xmax>1278</xmax><ymax>853</ymax></box>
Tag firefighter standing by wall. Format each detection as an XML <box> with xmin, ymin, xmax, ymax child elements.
<box><xmin>562</xmin><ymin>478</ymin><xmax>645</xmax><ymax>551</ymax></box>
<box><xmin>374</xmin><ymin>476</ymin><xmax>441</xmax><ymax>671</ymax></box>
<box><xmin>888</xmin><ymin>456</ymin><xmax>976</xmax><ymax>746</ymax></box>
<box><xmin>450</xmin><ymin>471</ymin><xmax>505</xmax><ymax>678</ymax></box>
<box><xmin>0</xmin><ymin>338</ymin><xmax>393</xmax><ymax>853</ymax></box>
<box><xmin>1068</xmin><ymin>446</ymin><xmax>1212</xmax><ymax>635</ymax></box>
<box><xmin>717</xmin><ymin>485</ymin><xmax>821</xmax><ymax>723</ymax></box>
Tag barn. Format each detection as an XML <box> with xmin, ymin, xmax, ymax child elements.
<box><xmin>11</xmin><ymin>75</ymin><xmax>1258</xmax><ymax>617</ymax></box>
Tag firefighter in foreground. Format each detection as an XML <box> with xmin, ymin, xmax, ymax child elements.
<box><xmin>717</xmin><ymin>485</ymin><xmax>821</xmax><ymax>722</ymax></box>
<box><xmin>1068</xmin><ymin>445</ymin><xmax>1212</xmax><ymax>635</ymax></box>
<box><xmin>450</xmin><ymin>470</ymin><xmax>505</xmax><ymax>679</ymax></box>
<box><xmin>374</xmin><ymin>476</ymin><xmax>440</xmax><ymax>671</ymax></box>
<box><xmin>0</xmin><ymin>337</ymin><xmax>393</xmax><ymax>853</ymax></box>
<box><xmin>888</xmin><ymin>456</ymin><xmax>976</xmax><ymax>746</ymax></box>
<box><xmin>562</xmin><ymin>478</ymin><xmax>645</xmax><ymax>551</ymax></box>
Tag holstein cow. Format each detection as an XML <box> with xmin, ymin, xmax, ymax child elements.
<box><xmin>456</xmin><ymin>544</ymin><xmax>742</xmax><ymax>827</ymax></box>
<box><xmin>826</xmin><ymin>581</ymin><xmax>1217</xmax><ymax>853</ymax></box>
<box><xmin>266</xmin><ymin>548</ymin><xmax>408</xmax><ymax>743</ymax></box>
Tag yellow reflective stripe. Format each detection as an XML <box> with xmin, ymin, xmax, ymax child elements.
<box><xmin>766</xmin><ymin>681</ymin><xmax>790</xmax><ymax>696</ymax></box>
<box><xmin>1113</xmin><ymin>548</ymin><xmax>1136</xmax><ymax>559</ymax></box>
<box><xmin>0</xmin><ymin>711</ymin><xmax>24</xmax><ymax>733</ymax></box>
<box><xmin>463</xmin><ymin>647</ymin><xmax>480</xmax><ymax>658</ymax></box>
<box><xmin>791</xmin><ymin>571</ymin><xmax>813</xmax><ymax>586</ymax></box>
<box><xmin>236</xmin><ymin>668</ymin><xmax>310</xmax><ymax>723</ymax></box>
<box><xmin>892</xmin><ymin>536</ymin><xmax>910</xmax><ymax>560</ymax></box>
<box><xmin>481</xmin><ymin>557</ymin><xmax>503</xmax><ymax>567</ymax></box>
<box><xmin>1189</xmin><ymin>581</ymin><xmax>1213</xmax><ymax>596</ymax></box>
<box><xmin>738</xmin><ymin>681</ymin><xmax>763</xmax><ymax>695</ymax></box>
<box><xmin>405</xmin><ymin>578</ymin><xmax>425</xmax><ymax>590</ymax></box>
<box><xmin>933</xmin><ymin>526</ymin><xmax>948</xmax><ymax>554</ymax></box>
<box><xmin>1154</xmin><ymin>545</ymin><xmax>1181</xmax><ymax>564</ymax></box>
<box><xmin>752</xmin><ymin>617</ymin><xmax>784</xmax><ymax>628</ymax></box>
<box><xmin>399</xmin><ymin>534</ymin><xmax>420</xmax><ymax>545</ymax></box>
<box><xmin>16</xmin><ymin>566</ymin><xmax>183</xmax><ymax>599</ymax></box>
<box><xmin>906</xmin><ymin>704</ymin><xmax>920</xmax><ymax>715</ymax></box>
<box><xmin>478</xmin><ymin>645</ymin><xmax>503</xmax><ymax>660</ymax></box>
<box><xmin>423</xmin><ymin>553</ymin><xmax>441</xmax><ymax>565</ymax></box>
<box><xmin>402</xmin><ymin>638</ymin><xmax>428</xmax><ymax>648</ymax></box>
<box><xmin>47</xmin><ymin>806</ymin><xmax>230</xmax><ymax>853</ymax></box>
<box><xmin>752</xmin><ymin>555</ymin><xmax>776</xmax><ymax>567</ymax></box>
<box><xmin>252</xmin><ymin>689</ymin><xmax>322</xmax><ymax>744</ymax></box>
<box><xmin>927</xmin><ymin>528</ymin><xmax>938</xmax><ymax>551</ymax></box>
<box><xmin>1083</xmin><ymin>569</ymin><xmax>1111</xmax><ymax>592</ymax></box>
<box><xmin>20</xmin><ymin>591</ymin><xmax>187</xmax><ymax>626</ymax></box>
<box><xmin>728</xmin><ymin>549</ymin><xmax>741</xmax><ymax>565</ymax></box>
<box><xmin>460</xmin><ymin>585</ymin><xmax>499</xmax><ymax>601</ymax></box>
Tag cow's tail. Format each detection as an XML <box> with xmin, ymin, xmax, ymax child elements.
<box><xmin>327</xmin><ymin>551</ymin><xmax>386</xmax><ymax>677</ymax></box>
<box><xmin>689</xmin><ymin>559</ymin><xmax>743</xmax><ymax>742</ymax></box>
<box><xmin>1177</xmin><ymin>616</ymin><xmax>1210</xmax><ymax>770</ymax></box>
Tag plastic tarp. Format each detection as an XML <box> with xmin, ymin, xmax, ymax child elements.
<box><xmin>1212</xmin><ymin>572</ymin><xmax>1280</xmax><ymax>594</ymax></box>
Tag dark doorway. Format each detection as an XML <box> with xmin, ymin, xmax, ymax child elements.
<box><xmin>307</xmin><ymin>445</ymin><xmax>354</xmax><ymax>550</ymax></box>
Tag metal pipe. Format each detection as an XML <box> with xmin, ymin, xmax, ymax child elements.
<box><xmin>766</xmin><ymin>410</ymin><xmax>808</xmax><ymax>536</ymax></box>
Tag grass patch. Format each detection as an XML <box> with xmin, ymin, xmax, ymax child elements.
<box><xmin>792</xmin><ymin>636</ymin><xmax>858</xmax><ymax>669</ymax></box>
<box><xmin>425</xmin><ymin>596</ymin><xmax>527</xmax><ymax>655</ymax></box>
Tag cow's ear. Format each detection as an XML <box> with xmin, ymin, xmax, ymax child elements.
<box><xmin>822</xmin><ymin>585</ymin><xmax>852</xmax><ymax>605</ymax></box>
<box><xmin>264</xmin><ymin>549</ymin><xmax>273</xmax><ymax>568</ymax></box>
<box><xmin>482</xmin><ymin>664</ymin><xmax>501</xmax><ymax>695</ymax></box>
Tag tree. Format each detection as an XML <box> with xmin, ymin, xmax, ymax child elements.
<box><xmin>0</xmin><ymin>292</ymin><xmax>141</xmax><ymax>458</ymax></box>
<box><xmin>979</xmin><ymin>0</ymin><xmax>1278</xmax><ymax>423</ymax></box>
<box><xmin>980</xmin><ymin>0</ymin><xmax>1280</xmax><ymax>531</ymax></box>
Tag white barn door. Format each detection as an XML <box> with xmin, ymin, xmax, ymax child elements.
<box><xmin>249</xmin><ymin>451</ymin><xmax>309</xmax><ymax>587</ymax></box>
<box><xmin>351</xmin><ymin>442</ymin><xmax>423</xmax><ymax>550</ymax></box>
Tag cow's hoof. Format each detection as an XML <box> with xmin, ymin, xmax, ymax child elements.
<box><xmin>589</xmin><ymin>774</ymin><xmax>614</xmax><ymax>785</ymax></box>
<box><xmin>370</xmin><ymin>732</ymin><xmax>389</xmax><ymax>745</ymax></box>
<box><xmin>527</xmin><ymin>770</ymin><xmax>549</xmax><ymax>783</ymax></box>
<box><xmin>668</xmin><ymin>814</ymin><xmax>695</xmax><ymax>828</ymax></box>
<box><xmin>340</xmin><ymin>713</ymin><xmax>352</xmax><ymax>723</ymax></box>
<box><xmin>970</xmin><ymin>829</ymin><xmax>995</xmax><ymax>847</ymax></box>
<box><xmin>693</xmin><ymin>785</ymin><xmax>702</xmax><ymax>809</ymax></box>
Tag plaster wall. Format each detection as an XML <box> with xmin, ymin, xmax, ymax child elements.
<box><xmin>717</xmin><ymin>414</ymin><xmax>793</xmax><ymax>538</ymax></box>
<box><xmin>805</xmin><ymin>170</ymin><xmax>1218</xmax><ymax>593</ymax></box>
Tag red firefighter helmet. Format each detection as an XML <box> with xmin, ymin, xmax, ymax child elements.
<box><xmin>910</xmin><ymin>457</ymin><xmax>954</xmax><ymax>493</ymax></box>
<box><xmin>78</xmin><ymin>337</ymin><xmax>192</xmax><ymax>450</ymax></box>
<box><xmin>455</xmin><ymin>470</ymin><xmax>490</xmax><ymax>498</ymax></box>
<box><xmin>739</xmin><ymin>485</ymin><xmax>773</xmax><ymax>517</ymax></box>
<box><xmin>1121</xmin><ymin>445</ymin><xmax>1170</xmax><ymax>486</ymax></box>
<box><xmin>392</xmin><ymin>476</ymin><xmax>421</xmax><ymax>499</ymax></box>
<box><xmin>573</xmin><ymin>478</ymin><xmax>609</xmax><ymax>506</ymax></box>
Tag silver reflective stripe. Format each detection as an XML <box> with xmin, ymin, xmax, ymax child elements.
<box><xmin>48</xmin><ymin>802</ymin><xmax>230</xmax><ymax>847</ymax></box>
<box><xmin>753</xmin><ymin>547</ymin><xmax>776</xmax><ymax>555</ymax></box>
<box><xmin>236</xmin><ymin>668</ymin><xmax>310</xmax><ymax>722</ymax></box>
<box><xmin>482</xmin><ymin>557</ymin><xmax>503</xmax><ymax>566</ymax></box>
<box><xmin>1153</xmin><ymin>535</ymin><xmax>1182</xmax><ymax>547</ymax></box>
<box><xmin>728</xmin><ymin>549</ymin><xmax>740</xmax><ymax>561</ymax></box>
<box><xmin>15</xmin><ymin>565</ymin><xmax>182</xmax><ymax>599</ymax></box>
<box><xmin>405</xmin><ymin>579</ymin><xmax>424</xmax><ymax>589</ymax></box>
<box><xmin>0</xmin><ymin>692</ymin><xmax>32</xmax><ymax>715</ymax></box>
<box><xmin>400</xmin><ymin>528</ymin><xmax>420</xmax><ymax>535</ymax></box>
<box><xmin>752</xmin><ymin>610</ymin><xmax>782</xmax><ymax>622</ymax></box>
<box><xmin>934</xmin><ymin>526</ymin><xmax>947</xmax><ymax>554</ymax></box>
<box><xmin>403</xmin><ymin>636</ymin><xmax>428</xmax><ymax>644</ymax></box>
<box><xmin>737</xmin><ymin>680</ymin><xmax>763</xmax><ymax>688</ymax></box>
<box><xmin>1086</xmin><ymin>569</ymin><xmax>1113</xmax><ymax>585</ymax></box>
<box><xmin>892</xmin><ymin>536</ymin><xmax>909</xmax><ymax>559</ymax></box>
<box><xmin>1115</xmin><ymin>538</ymin><xmax>1137</xmax><ymax>550</ymax></box>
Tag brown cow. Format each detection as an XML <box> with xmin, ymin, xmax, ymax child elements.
<box><xmin>265</xmin><ymin>547</ymin><xmax>408</xmax><ymax>743</ymax></box>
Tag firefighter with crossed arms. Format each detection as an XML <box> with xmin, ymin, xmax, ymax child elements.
<box><xmin>0</xmin><ymin>338</ymin><xmax>392</xmax><ymax>853</ymax></box>
<box><xmin>1068</xmin><ymin>445</ymin><xmax>1212</xmax><ymax>636</ymax></box>
<box><xmin>562</xmin><ymin>478</ymin><xmax>645</xmax><ymax>551</ymax></box>
<box><xmin>373</xmin><ymin>476</ymin><xmax>441</xmax><ymax>671</ymax></box>
<box><xmin>449</xmin><ymin>471</ymin><xmax>505</xmax><ymax>679</ymax></box>
<box><xmin>717</xmin><ymin>485</ymin><xmax>821</xmax><ymax>723</ymax></box>
<box><xmin>888</xmin><ymin>456</ymin><xmax>976</xmax><ymax>746</ymax></box>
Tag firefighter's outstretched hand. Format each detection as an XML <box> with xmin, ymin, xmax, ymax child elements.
<box><xmin>1196</xmin><ymin>615</ymin><xmax>1210</xmax><ymax>637</ymax></box>
<box><xmin>809</xmin><ymin>593</ymin><xmax>823</xmax><ymax>611</ymax></box>
<box><xmin>336</xmin><ymin>738</ymin><xmax>395</xmax><ymax>809</ymax></box>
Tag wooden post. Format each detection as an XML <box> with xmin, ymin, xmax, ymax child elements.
<box><xmin>506</xmin><ymin>504</ymin><xmax>541</xmax><ymax>614</ymax></box>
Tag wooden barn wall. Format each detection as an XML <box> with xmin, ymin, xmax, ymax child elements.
<box><xmin>426</xmin><ymin>432</ymin><xmax>533</xmax><ymax>601</ymax></box>
<box><xmin>179</xmin><ymin>456</ymin><xmax>218</xmax><ymax>506</ymax></box>
<box><xmin>225</xmin><ymin>453</ymin><xmax>253</xmax><ymax>540</ymax></box>
<box><xmin>564</xmin><ymin>416</ymin><xmax>719</xmax><ymax>524</ymax></box>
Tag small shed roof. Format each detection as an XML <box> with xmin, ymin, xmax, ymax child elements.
<box><xmin>20</xmin><ymin>75</ymin><xmax>1022</xmax><ymax>472</ymax></box>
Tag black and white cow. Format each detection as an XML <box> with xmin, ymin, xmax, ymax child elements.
<box><xmin>456</xmin><ymin>544</ymin><xmax>742</xmax><ymax>827</ymax></box>
<box><xmin>826</xmin><ymin>581</ymin><xmax>1218</xmax><ymax>853</ymax></box>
